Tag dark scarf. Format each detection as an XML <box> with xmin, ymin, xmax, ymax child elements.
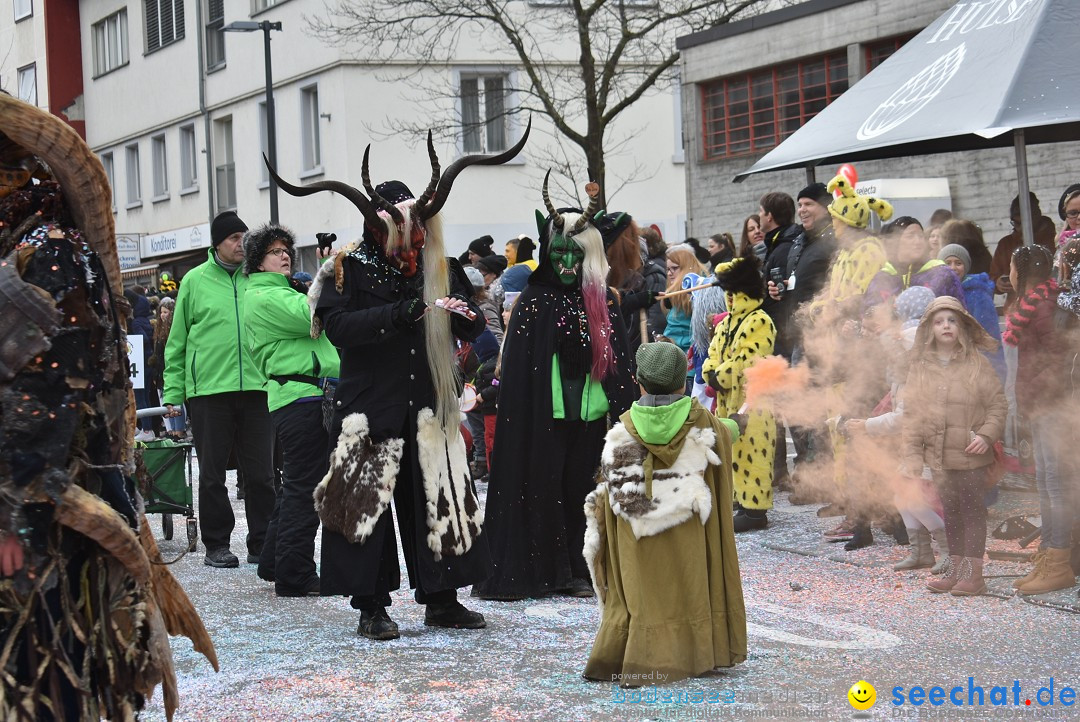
<box><xmin>1003</xmin><ymin>278</ymin><xmax>1059</xmax><ymax>346</ymax></box>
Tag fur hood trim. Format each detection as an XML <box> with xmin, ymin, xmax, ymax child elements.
<box><xmin>598</xmin><ymin>422</ymin><xmax>718</xmax><ymax>539</ymax></box>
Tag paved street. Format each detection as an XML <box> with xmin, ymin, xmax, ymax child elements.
<box><xmin>143</xmin><ymin>466</ymin><xmax>1079</xmax><ymax>722</ymax></box>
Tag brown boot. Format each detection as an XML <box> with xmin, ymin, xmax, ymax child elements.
<box><xmin>1017</xmin><ymin>548</ymin><xmax>1076</xmax><ymax>595</ymax></box>
<box><xmin>950</xmin><ymin>557</ymin><xmax>987</xmax><ymax>596</ymax></box>
<box><xmin>1012</xmin><ymin>549</ymin><xmax>1047</xmax><ymax>589</ymax></box>
<box><xmin>926</xmin><ymin>555</ymin><xmax>963</xmax><ymax>593</ymax></box>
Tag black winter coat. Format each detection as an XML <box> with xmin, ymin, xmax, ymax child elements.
<box><xmin>762</xmin><ymin>224</ymin><xmax>836</xmax><ymax>358</ymax></box>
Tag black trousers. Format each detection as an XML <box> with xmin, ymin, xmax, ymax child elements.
<box><xmin>258</xmin><ymin>401</ymin><xmax>326</xmax><ymax>590</ymax></box>
<box><xmin>346</xmin><ymin>447</ymin><xmax>457</xmax><ymax>611</ymax></box>
<box><xmin>187</xmin><ymin>391</ymin><xmax>275</xmax><ymax>555</ymax></box>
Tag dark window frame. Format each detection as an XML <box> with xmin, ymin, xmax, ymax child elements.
<box><xmin>700</xmin><ymin>50</ymin><xmax>849</xmax><ymax>161</ymax></box>
<box><xmin>864</xmin><ymin>33</ymin><xmax>917</xmax><ymax>72</ymax></box>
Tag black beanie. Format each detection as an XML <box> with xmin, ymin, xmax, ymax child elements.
<box><xmin>469</xmin><ymin>235</ymin><xmax>495</xmax><ymax>257</ymax></box>
<box><xmin>476</xmin><ymin>254</ymin><xmax>508</xmax><ymax>276</ymax></box>
<box><xmin>797</xmin><ymin>182</ymin><xmax>831</xmax><ymax>206</ymax></box>
<box><xmin>211</xmin><ymin>211</ymin><xmax>249</xmax><ymax>247</ymax></box>
<box><xmin>243</xmin><ymin>223</ymin><xmax>295</xmax><ymax>276</ymax></box>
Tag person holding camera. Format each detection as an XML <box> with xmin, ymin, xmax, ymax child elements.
<box><xmin>243</xmin><ymin>224</ymin><xmax>340</xmax><ymax>596</ymax></box>
<box><xmin>763</xmin><ymin>183</ymin><xmax>838</xmax><ymax>495</ymax></box>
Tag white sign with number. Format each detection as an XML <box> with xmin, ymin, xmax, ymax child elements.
<box><xmin>127</xmin><ymin>334</ymin><xmax>145</xmax><ymax>390</ymax></box>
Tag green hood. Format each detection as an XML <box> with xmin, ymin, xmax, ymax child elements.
<box><xmin>624</xmin><ymin>398</ymin><xmax>738</xmax><ymax>497</ymax></box>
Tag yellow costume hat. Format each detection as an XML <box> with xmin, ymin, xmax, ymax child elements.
<box><xmin>827</xmin><ymin>174</ymin><xmax>893</xmax><ymax>229</ymax></box>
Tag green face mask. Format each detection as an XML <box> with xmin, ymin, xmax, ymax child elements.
<box><xmin>548</xmin><ymin>234</ymin><xmax>585</xmax><ymax>285</ymax></box>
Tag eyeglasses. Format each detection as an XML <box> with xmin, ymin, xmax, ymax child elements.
<box><xmin>264</xmin><ymin>248</ymin><xmax>290</xmax><ymax>258</ymax></box>
<box><xmin>1067</xmin><ymin>210</ymin><xmax>1080</xmax><ymax>219</ymax></box>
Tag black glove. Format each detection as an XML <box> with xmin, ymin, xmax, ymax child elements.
<box><xmin>728</xmin><ymin>412</ymin><xmax>748</xmax><ymax>436</ymax></box>
<box><xmin>704</xmin><ymin>369</ymin><xmax>721</xmax><ymax>391</ymax></box>
<box><xmin>645</xmin><ymin>290</ymin><xmax>660</xmax><ymax>307</ymax></box>
<box><xmin>391</xmin><ymin>297</ymin><xmax>426</xmax><ymax>329</ymax></box>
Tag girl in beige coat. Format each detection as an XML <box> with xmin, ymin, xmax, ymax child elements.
<box><xmin>901</xmin><ymin>296</ymin><xmax>1007</xmax><ymax>596</ymax></box>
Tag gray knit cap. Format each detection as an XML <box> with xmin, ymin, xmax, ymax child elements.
<box><xmin>938</xmin><ymin>243</ymin><xmax>971</xmax><ymax>274</ymax></box>
<box><xmin>635</xmin><ymin>342</ymin><xmax>687</xmax><ymax>395</ymax></box>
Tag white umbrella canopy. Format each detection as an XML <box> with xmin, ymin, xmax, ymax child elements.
<box><xmin>733</xmin><ymin>0</ymin><xmax>1080</xmax><ymax>242</ymax></box>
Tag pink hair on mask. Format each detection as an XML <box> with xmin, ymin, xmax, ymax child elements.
<box><xmin>582</xmin><ymin>282</ymin><xmax>614</xmax><ymax>381</ymax></box>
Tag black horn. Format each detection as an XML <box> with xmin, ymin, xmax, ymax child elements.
<box><xmin>419</xmin><ymin>116</ymin><xmax>532</xmax><ymax>221</ymax></box>
<box><xmin>361</xmin><ymin>146</ymin><xmax>404</xmax><ymax>225</ymax></box>
<box><xmin>542</xmin><ymin>169</ymin><xmax>565</xmax><ymax>231</ymax></box>
<box><xmin>413</xmin><ymin>130</ymin><xmax>441</xmax><ymax>219</ymax></box>
<box><xmin>568</xmin><ymin>182</ymin><xmax>601</xmax><ymax>235</ymax></box>
<box><xmin>264</xmin><ymin>153</ymin><xmax>383</xmax><ymax>230</ymax></box>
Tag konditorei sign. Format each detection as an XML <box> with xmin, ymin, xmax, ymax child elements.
<box><xmin>140</xmin><ymin>222</ymin><xmax>211</xmax><ymax>259</ymax></box>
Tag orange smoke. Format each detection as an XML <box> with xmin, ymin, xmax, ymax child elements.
<box><xmin>743</xmin><ymin>355</ymin><xmax>811</xmax><ymax>409</ymax></box>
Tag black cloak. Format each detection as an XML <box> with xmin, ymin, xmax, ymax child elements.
<box><xmin>474</xmin><ymin>213</ymin><xmax>635</xmax><ymax>598</ymax></box>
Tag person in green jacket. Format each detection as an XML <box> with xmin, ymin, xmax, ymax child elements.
<box><xmin>243</xmin><ymin>224</ymin><xmax>340</xmax><ymax>596</ymax></box>
<box><xmin>162</xmin><ymin>211</ymin><xmax>275</xmax><ymax>569</ymax></box>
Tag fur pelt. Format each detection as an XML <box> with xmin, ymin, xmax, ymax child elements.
<box><xmin>597</xmin><ymin>423</ymin><xmax>718</xmax><ymax>539</ymax></box>
<box><xmin>582</xmin><ymin>486</ymin><xmax>608</xmax><ymax>603</ymax></box>
<box><xmin>416</xmin><ymin>408</ymin><xmax>484</xmax><ymax>560</ymax></box>
<box><xmin>306</xmin><ymin>241</ymin><xmax>360</xmax><ymax>338</ymax></box>
<box><xmin>313</xmin><ymin>413</ymin><xmax>404</xmax><ymax>544</ymax></box>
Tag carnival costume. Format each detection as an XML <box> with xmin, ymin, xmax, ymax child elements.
<box><xmin>475</xmin><ymin>174</ymin><xmax>635</xmax><ymax>600</ymax></box>
<box><xmin>267</xmin><ymin>127</ymin><xmax>529</xmax><ymax>637</ymax></box>
<box><xmin>0</xmin><ymin>93</ymin><xmax>216</xmax><ymax>720</ymax></box>
<box><xmin>702</xmin><ymin>254</ymin><xmax>778</xmax><ymax>517</ymax></box>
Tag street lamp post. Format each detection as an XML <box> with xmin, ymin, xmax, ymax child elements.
<box><xmin>222</xmin><ymin>20</ymin><xmax>283</xmax><ymax>224</ymax></box>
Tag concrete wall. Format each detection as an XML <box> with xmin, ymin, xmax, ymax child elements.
<box><xmin>678</xmin><ymin>0</ymin><xmax>1076</xmax><ymax>248</ymax></box>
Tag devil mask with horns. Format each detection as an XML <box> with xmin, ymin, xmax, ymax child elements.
<box><xmin>267</xmin><ymin>120</ymin><xmax>531</xmax><ymax>279</ymax></box>
<box><xmin>266</xmin><ymin>123</ymin><xmax>530</xmax><ymax>435</ymax></box>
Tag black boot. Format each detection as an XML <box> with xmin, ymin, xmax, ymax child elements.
<box><xmin>843</xmin><ymin>522</ymin><xmax>874</xmax><ymax>551</ymax></box>
<box><xmin>424</xmin><ymin>601</ymin><xmax>486</xmax><ymax>629</ymax></box>
<box><xmin>357</xmin><ymin>608</ymin><xmax>400</xmax><ymax>640</ymax></box>
<box><xmin>733</xmin><ymin>508</ymin><xmax>768</xmax><ymax>533</ymax></box>
<box><xmin>560</xmin><ymin>578</ymin><xmax>595</xmax><ymax>598</ymax></box>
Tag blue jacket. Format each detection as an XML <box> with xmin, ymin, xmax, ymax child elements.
<box><xmin>962</xmin><ymin>272</ymin><xmax>1006</xmax><ymax>382</ymax></box>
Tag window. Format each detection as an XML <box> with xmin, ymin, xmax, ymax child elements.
<box><xmin>145</xmin><ymin>0</ymin><xmax>185</xmax><ymax>53</ymax></box>
<box><xmin>254</xmin><ymin>0</ymin><xmax>285</xmax><ymax>10</ymax></box>
<box><xmin>460</xmin><ymin>73</ymin><xmax>508</xmax><ymax>154</ymax></box>
<box><xmin>17</xmin><ymin>64</ymin><xmax>36</xmax><ymax>106</ymax></box>
<box><xmin>151</xmin><ymin>134</ymin><xmax>168</xmax><ymax>199</ymax></box>
<box><xmin>14</xmin><ymin>0</ymin><xmax>32</xmax><ymax>21</ymax></box>
<box><xmin>180</xmin><ymin>124</ymin><xmax>198</xmax><ymax>190</ymax></box>
<box><xmin>300</xmin><ymin>86</ymin><xmax>321</xmax><ymax>172</ymax></box>
<box><xmin>100</xmin><ymin>152</ymin><xmax>116</xmax><ymax>211</ymax></box>
<box><xmin>214</xmin><ymin>117</ymin><xmax>235</xmax><ymax>213</ymax></box>
<box><xmin>125</xmin><ymin>144</ymin><xmax>141</xmax><ymax>207</ymax></box>
<box><xmin>701</xmin><ymin>51</ymin><xmax>848</xmax><ymax>160</ymax></box>
<box><xmin>258</xmin><ymin>101</ymin><xmax>269</xmax><ymax>183</ymax></box>
<box><xmin>93</xmin><ymin>10</ymin><xmax>129</xmax><ymax>77</ymax></box>
<box><xmin>865</xmin><ymin>34</ymin><xmax>917</xmax><ymax>73</ymax></box>
<box><xmin>206</xmin><ymin>0</ymin><xmax>225</xmax><ymax>69</ymax></box>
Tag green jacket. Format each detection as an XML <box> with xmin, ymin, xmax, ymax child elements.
<box><xmin>243</xmin><ymin>272</ymin><xmax>340</xmax><ymax>412</ymax></box>
<box><xmin>162</xmin><ymin>249</ymin><xmax>262</xmax><ymax>404</ymax></box>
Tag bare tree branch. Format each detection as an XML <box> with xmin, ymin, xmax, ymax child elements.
<box><xmin>307</xmin><ymin>0</ymin><xmax>781</xmax><ymax>206</ymax></box>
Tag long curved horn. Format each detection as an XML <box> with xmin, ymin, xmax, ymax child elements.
<box><xmin>568</xmin><ymin>182</ymin><xmax>601</xmax><ymax>235</ymax></box>
<box><xmin>542</xmin><ymin>169</ymin><xmax>565</xmax><ymax>231</ymax></box>
<box><xmin>264</xmin><ymin>154</ymin><xmax>382</xmax><ymax>230</ymax></box>
<box><xmin>0</xmin><ymin>95</ymin><xmax>120</xmax><ymax>298</ymax></box>
<box><xmin>413</xmin><ymin>131</ymin><xmax>441</xmax><ymax>217</ymax></box>
<box><xmin>361</xmin><ymin>146</ymin><xmax>403</xmax><ymax>225</ymax></box>
<box><xmin>420</xmin><ymin>116</ymin><xmax>532</xmax><ymax>220</ymax></box>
